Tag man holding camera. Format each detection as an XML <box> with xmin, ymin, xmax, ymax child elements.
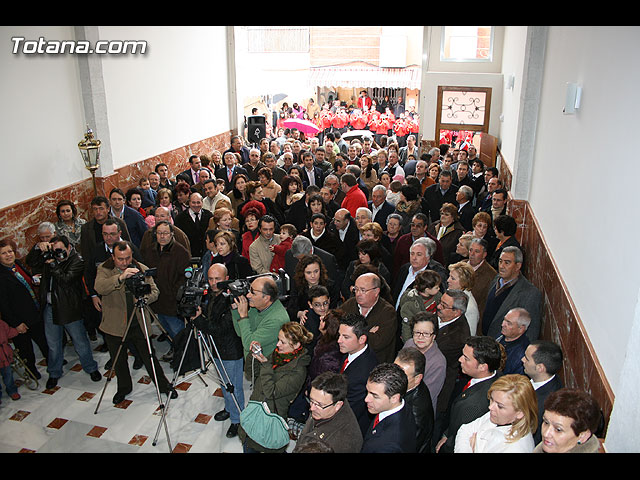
<box><xmin>193</xmin><ymin>263</ymin><xmax>245</xmax><ymax>438</ymax></box>
<box><xmin>94</xmin><ymin>241</ymin><xmax>176</xmax><ymax>404</ymax></box>
<box><xmin>39</xmin><ymin>236</ymin><xmax>102</xmax><ymax>389</ymax></box>
<box><xmin>231</xmin><ymin>275</ymin><xmax>289</xmax><ymax>381</ymax></box>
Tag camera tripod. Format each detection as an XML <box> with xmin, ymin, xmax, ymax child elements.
<box><xmin>93</xmin><ymin>294</ymin><xmax>173</xmax><ymax>452</ymax></box>
<box><xmin>151</xmin><ymin>315</ymin><xmax>242</xmax><ymax>448</ymax></box>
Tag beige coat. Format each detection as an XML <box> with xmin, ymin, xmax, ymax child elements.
<box><xmin>248</xmin><ymin>233</ymin><xmax>281</xmax><ymax>274</ymax></box>
<box><xmin>94</xmin><ymin>258</ymin><xmax>159</xmax><ymax>338</ymax></box>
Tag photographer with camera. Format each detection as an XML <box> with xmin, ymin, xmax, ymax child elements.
<box><xmin>39</xmin><ymin>236</ymin><xmax>101</xmax><ymax>389</ymax></box>
<box><xmin>191</xmin><ymin>263</ymin><xmax>245</xmax><ymax>438</ymax></box>
<box><xmin>94</xmin><ymin>240</ymin><xmax>176</xmax><ymax>405</ymax></box>
<box><xmin>140</xmin><ymin>221</ymin><xmax>191</xmax><ymax>362</ymax></box>
<box><xmin>230</xmin><ymin>275</ymin><xmax>290</xmax><ymax>382</ymax></box>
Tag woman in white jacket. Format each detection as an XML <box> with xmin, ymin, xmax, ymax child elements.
<box><xmin>455</xmin><ymin>374</ymin><xmax>538</xmax><ymax>453</ymax></box>
<box><xmin>447</xmin><ymin>261</ymin><xmax>479</xmax><ymax>335</ymax></box>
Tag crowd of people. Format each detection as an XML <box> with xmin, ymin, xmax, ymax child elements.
<box><xmin>0</xmin><ymin>103</ymin><xmax>604</xmax><ymax>453</ymax></box>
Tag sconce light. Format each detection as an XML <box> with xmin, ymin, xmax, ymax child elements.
<box><xmin>78</xmin><ymin>125</ymin><xmax>101</xmax><ymax>196</ymax></box>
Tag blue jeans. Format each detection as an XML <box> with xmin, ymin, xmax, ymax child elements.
<box><xmin>213</xmin><ymin>358</ymin><xmax>245</xmax><ymax>424</ymax></box>
<box><xmin>156</xmin><ymin>314</ymin><xmax>185</xmax><ymax>341</ymax></box>
<box><xmin>1</xmin><ymin>365</ymin><xmax>18</xmax><ymax>398</ymax></box>
<box><xmin>43</xmin><ymin>304</ymin><xmax>98</xmax><ymax>379</ymax></box>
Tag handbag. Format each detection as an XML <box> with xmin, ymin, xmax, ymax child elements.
<box><xmin>240</xmin><ymin>399</ymin><xmax>290</xmax><ymax>450</ymax></box>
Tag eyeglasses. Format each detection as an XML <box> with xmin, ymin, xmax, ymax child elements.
<box><xmin>305</xmin><ymin>395</ymin><xmax>336</xmax><ymax>409</ymax></box>
<box><xmin>156</xmin><ymin>231</ymin><xmax>173</xmax><ymax>237</ymax></box>
<box><xmin>351</xmin><ymin>286</ymin><xmax>379</xmax><ymax>295</ymax></box>
<box><xmin>312</xmin><ymin>300</ymin><xmax>330</xmax><ymax>308</ymax></box>
<box><xmin>438</xmin><ymin>301</ymin><xmax>454</xmax><ymax>310</ymax></box>
<box><xmin>413</xmin><ymin>331</ymin><xmax>435</xmax><ymax>338</ymax></box>
<box><xmin>249</xmin><ymin>288</ymin><xmax>265</xmax><ymax>296</ymax></box>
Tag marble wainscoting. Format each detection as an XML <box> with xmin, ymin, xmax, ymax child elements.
<box><xmin>0</xmin><ymin>132</ymin><xmax>230</xmax><ymax>257</ymax></box>
<box><xmin>507</xmin><ymin>198</ymin><xmax>614</xmax><ymax>435</ymax></box>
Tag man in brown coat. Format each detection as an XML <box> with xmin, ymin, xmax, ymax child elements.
<box><xmin>94</xmin><ymin>240</ymin><xmax>176</xmax><ymax>405</ymax></box>
<box><xmin>466</xmin><ymin>238</ymin><xmax>497</xmax><ymax>333</ymax></box>
<box><xmin>340</xmin><ymin>272</ymin><xmax>397</xmax><ymax>363</ymax></box>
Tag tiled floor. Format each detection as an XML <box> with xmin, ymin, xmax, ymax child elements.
<box><xmin>0</xmin><ymin>328</ymin><xmax>285</xmax><ymax>453</ymax></box>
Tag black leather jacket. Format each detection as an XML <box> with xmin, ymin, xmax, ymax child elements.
<box><xmin>39</xmin><ymin>249</ymin><xmax>85</xmax><ymax>325</ymax></box>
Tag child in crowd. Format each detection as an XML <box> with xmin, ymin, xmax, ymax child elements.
<box><xmin>0</xmin><ymin>318</ymin><xmax>21</xmax><ymax>404</ymax></box>
<box><xmin>269</xmin><ymin>224</ymin><xmax>297</xmax><ymax>273</ymax></box>
<box><xmin>398</xmin><ymin>269</ymin><xmax>443</xmax><ymax>343</ymax></box>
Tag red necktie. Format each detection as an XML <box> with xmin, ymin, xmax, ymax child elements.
<box><xmin>373</xmin><ymin>414</ymin><xmax>380</xmax><ymax>428</ymax></box>
<box><xmin>463</xmin><ymin>379</ymin><xmax>472</xmax><ymax>391</ymax></box>
<box><xmin>340</xmin><ymin>358</ymin><xmax>348</xmax><ymax>373</ymax></box>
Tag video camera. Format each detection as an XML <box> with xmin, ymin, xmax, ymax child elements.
<box><xmin>125</xmin><ymin>266</ymin><xmax>157</xmax><ymax>298</ymax></box>
<box><xmin>216</xmin><ymin>269</ymin><xmax>290</xmax><ymax>302</ymax></box>
<box><xmin>42</xmin><ymin>246</ymin><xmax>68</xmax><ymax>263</ymax></box>
<box><xmin>176</xmin><ymin>258</ymin><xmax>208</xmax><ymax>318</ymax></box>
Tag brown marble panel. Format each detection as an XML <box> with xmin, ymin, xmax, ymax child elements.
<box><xmin>0</xmin><ymin>131</ymin><xmax>231</xmax><ymax>258</ymax></box>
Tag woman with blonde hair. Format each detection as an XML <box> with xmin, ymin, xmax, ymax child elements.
<box><xmin>455</xmin><ymin>374</ymin><xmax>538</xmax><ymax>453</ymax></box>
<box><xmin>447</xmin><ymin>261</ymin><xmax>479</xmax><ymax>335</ymax></box>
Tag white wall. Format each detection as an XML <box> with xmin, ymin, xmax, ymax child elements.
<box><xmin>98</xmin><ymin>26</ymin><xmax>229</xmax><ymax>169</ymax></box>
<box><xmin>527</xmin><ymin>26</ymin><xmax>640</xmax><ymax>393</ymax></box>
<box><xmin>0</xmin><ymin>26</ymin><xmax>87</xmax><ymax>208</ymax></box>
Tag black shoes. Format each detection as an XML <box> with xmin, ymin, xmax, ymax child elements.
<box><xmin>161</xmin><ymin>387</ymin><xmax>178</xmax><ymax>399</ymax></box>
<box><xmin>46</xmin><ymin>377</ymin><xmax>58</xmax><ymax>389</ymax></box>
<box><xmin>90</xmin><ymin>371</ymin><xmax>102</xmax><ymax>382</ymax></box>
<box><xmin>214</xmin><ymin>409</ymin><xmax>230</xmax><ymax>421</ymax></box>
<box><xmin>113</xmin><ymin>389</ymin><xmax>132</xmax><ymax>405</ymax></box>
<box><xmin>226</xmin><ymin>423</ymin><xmax>239</xmax><ymax>438</ymax></box>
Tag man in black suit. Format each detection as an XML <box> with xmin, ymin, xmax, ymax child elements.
<box><xmin>395</xmin><ymin>347</ymin><xmax>434</xmax><ymax>454</ymax></box>
<box><xmin>174</xmin><ymin>192</ymin><xmax>213</xmax><ymax>259</ymax></box>
<box><xmin>108</xmin><ymin>188</ymin><xmax>148</xmax><ymax>248</ymax></box>
<box><xmin>223</xmin><ymin>135</ymin><xmax>251</xmax><ymax>166</ymax></box>
<box><xmin>79</xmin><ymin>196</ymin><xmax>131</xmax><ymax>260</ymax></box>
<box><xmin>368</xmin><ymin>185</ymin><xmax>395</xmax><ymax>229</ymax></box>
<box><xmin>327</xmin><ymin>208</ymin><xmax>360</xmax><ymax>268</ymax></box>
<box><xmin>423</xmin><ymin>170</ymin><xmax>459</xmax><ymax>225</ymax></box>
<box><xmin>337</xmin><ymin>313</ymin><xmax>379</xmax><ymax>436</ymax></box>
<box><xmin>432</xmin><ymin>289</ymin><xmax>471</xmax><ymax>445</ymax></box>
<box><xmin>300</xmin><ymin>150</ymin><xmax>324</xmax><ymax>190</ymax></box>
<box><xmin>435</xmin><ymin>335</ymin><xmax>502</xmax><ymax>453</ymax></box>
<box><xmin>361</xmin><ymin>363</ymin><xmax>417</xmax><ymax>453</ymax></box>
<box><xmin>455</xmin><ymin>185</ymin><xmax>476</xmax><ymax>232</ymax></box>
<box><xmin>215</xmin><ymin>151</ymin><xmax>249</xmax><ymax>194</ymax></box>
<box><xmin>522</xmin><ymin>340</ymin><xmax>564</xmax><ymax>444</ymax></box>
<box><xmin>176</xmin><ymin>155</ymin><xmax>202</xmax><ymax>186</ymax></box>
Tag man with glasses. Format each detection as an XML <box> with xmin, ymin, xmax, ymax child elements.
<box><xmin>341</xmin><ymin>272</ymin><xmax>397</xmax><ymax>363</ymax></box>
<box><xmin>231</xmin><ymin>275</ymin><xmax>289</xmax><ymax>381</ymax></box>
<box><xmin>294</xmin><ymin>371</ymin><xmax>363</xmax><ymax>453</ymax></box>
<box><xmin>433</xmin><ymin>289</ymin><xmax>471</xmax><ymax>447</ymax></box>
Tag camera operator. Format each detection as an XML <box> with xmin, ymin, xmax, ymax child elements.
<box><xmin>94</xmin><ymin>240</ymin><xmax>176</xmax><ymax>405</ymax></box>
<box><xmin>192</xmin><ymin>263</ymin><xmax>245</xmax><ymax>438</ymax></box>
<box><xmin>140</xmin><ymin>221</ymin><xmax>191</xmax><ymax>362</ymax></box>
<box><xmin>40</xmin><ymin>236</ymin><xmax>102</xmax><ymax>389</ymax></box>
<box><xmin>231</xmin><ymin>275</ymin><xmax>289</xmax><ymax>382</ymax></box>
<box><xmin>24</xmin><ymin>221</ymin><xmax>57</xmax><ymax>276</ymax></box>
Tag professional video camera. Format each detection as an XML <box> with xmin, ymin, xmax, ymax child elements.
<box><xmin>125</xmin><ymin>266</ymin><xmax>157</xmax><ymax>298</ymax></box>
<box><xmin>42</xmin><ymin>247</ymin><xmax>68</xmax><ymax>263</ymax></box>
<box><xmin>176</xmin><ymin>258</ymin><xmax>208</xmax><ymax>318</ymax></box>
<box><xmin>216</xmin><ymin>269</ymin><xmax>290</xmax><ymax>302</ymax></box>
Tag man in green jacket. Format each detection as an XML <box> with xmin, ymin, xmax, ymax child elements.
<box><xmin>231</xmin><ymin>275</ymin><xmax>289</xmax><ymax>380</ymax></box>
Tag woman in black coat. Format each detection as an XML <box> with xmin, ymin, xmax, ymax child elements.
<box><xmin>0</xmin><ymin>238</ymin><xmax>48</xmax><ymax>377</ymax></box>
<box><xmin>206</xmin><ymin>230</ymin><xmax>254</xmax><ymax>280</ymax></box>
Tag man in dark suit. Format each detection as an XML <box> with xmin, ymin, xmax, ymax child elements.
<box><xmin>395</xmin><ymin>347</ymin><xmax>434</xmax><ymax>454</ymax></box>
<box><xmin>174</xmin><ymin>192</ymin><xmax>213</xmax><ymax>259</ymax></box>
<box><xmin>432</xmin><ymin>290</ymin><xmax>471</xmax><ymax>440</ymax></box>
<box><xmin>392</xmin><ymin>213</ymin><xmax>445</xmax><ymax>277</ymax></box>
<box><xmin>435</xmin><ymin>335</ymin><xmax>502</xmax><ymax>453</ymax></box>
<box><xmin>368</xmin><ymin>185</ymin><xmax>395</xmax><ymax>229</ymax></box>
<box><xmin>361</xmin><ymin>363</ymin><xmax>417</xmax><ymax>453</ymax></box>
<box><xmin>337</xmin><ymin>313</ymin><xmax>379</xmax><ymax>436</ymax></box>
<box><xmin>327</xmin><ymin>208</ymin><xmax>360</xmax><ymax>268</ymax></box>
<box><xmin>108</xmin><ymin>188</ymin><xmax>148</xmax><ymax>248</ymax></box>
<box><xmin>176</xmin><ymin>155</ymin><xmax>202</xmax><ymax>186</ymax></box>
<box><xmin>215</xmin><ymin>151</ymin><xmax>249</xmax><ymax>194</ymax></box>
<box><xmin>341</xmin><ymin>273</ymin><xmax>397</xmax><ymax>364</ymax></box>
<box><xmin>223</xmin><ymin>135</ymin><xmax>251</xmax><ymax>166</ymax></box>
<box><xmin>80</xmin><ymin>196</ymin><xmax>131</xmax><ymax>260</ymax></box>
<box><xmin>423</xmin><ymin>171</ymin><xmax>459</xmax><ymax>225</ymax></box>
<box><xmin>302</xmin><ymin>213</ymin><xmax>345</xmax><ymax>266</ymax></box>
<box><xmin>455</xmin><ymin>185</ymin><xmax>476</xmax><ymax>232</ymax></box>
<box><xmin>522</xmin><ymin>340</ymin><xmax>564</xmax><ymax>444</ymax></box>
<box><xmin>300</xmin><ymin>151</ymin><xmax>324</xmax><ymax>190</ymax></box>
<box><xmin>483</xmin><ymin>246</ymin><xmax>542</xmax><ymax>341</ymax></box>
